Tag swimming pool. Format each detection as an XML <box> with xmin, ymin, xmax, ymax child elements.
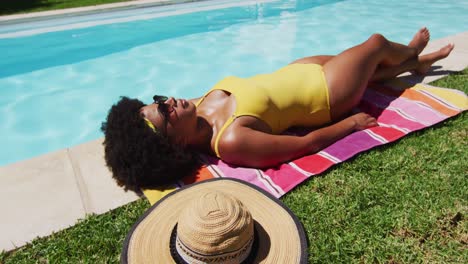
<box><xmin>0</xmin><ymin>0</ymin><xmax>467</xmax><ymax>166</ymax></box>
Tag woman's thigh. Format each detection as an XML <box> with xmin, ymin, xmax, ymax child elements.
<box><xmin>323</xmin><ymin>35</ymin><xmax>386</xmax><ymax>119</ymax></box>
<box><xmin>290</xmin><ymin>55</ymin><xmax>334</xmax><ymax>65</ymax></box>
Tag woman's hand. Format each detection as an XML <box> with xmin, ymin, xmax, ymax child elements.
<box><xmin>350</xmin><ymin>112</ymin><xmax>378</xmax><ymax>130</ymax></box>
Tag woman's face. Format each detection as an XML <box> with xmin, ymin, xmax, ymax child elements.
<box><xmin>139</xmin><ymin>97</ymin><xmax>197</xmax><ymax>143</ymax></box>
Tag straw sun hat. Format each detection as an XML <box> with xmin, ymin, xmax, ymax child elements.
<box><xmin>122</xmin><ymin>178</ymin><xmax>308</xmax><ymax>263</ymax></box>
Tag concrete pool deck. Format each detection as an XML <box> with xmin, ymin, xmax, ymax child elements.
<box><xmin>0</xmin><ymin>2</ymin><xmax>467</xmax><ymax>252</ymax></box>
<box><xmin>0</xmin><ymin>0</ymin><xmax>207</xmax><ymax>23</ymax></box>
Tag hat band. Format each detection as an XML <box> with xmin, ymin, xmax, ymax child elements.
<box><xmin>176</xmin><ymin>235</ymin><xmax>253</xmax><ymax>264</ymax></box>
<box><xmin>169</xmin><ymin>224</ymin><xmax>259</xmax><ymax>264</ymax></box>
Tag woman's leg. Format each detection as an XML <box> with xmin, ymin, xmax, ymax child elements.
<box><xmin>290</xmin><ymin>55</ymin><xmax>334</xmax><ymax>65</ymax></box>
<box><xmin>323</xmin><ymin>32</ymin><xmax>452</xmax><ymax>120</ymax></box>
<box><xmin>292</xmin><ymin>50</ymin><xmax>452</xmax><ymax>83</ymax></box>
<box><xmin>291</xmin><ymin>28</ymin><xmax>430</xmax><ymax>67</ymax></box>
<box><xmin>370</xmin><ymin>46</ymin><xmax>454</xmax><ymax>82</ymax></box>
<box><xmin>370</xmin><ymin>59</ymin><xmax>420</xmax><ymax>82</ymax></box>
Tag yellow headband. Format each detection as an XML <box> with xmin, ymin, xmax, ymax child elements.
<box><xmin>143</xmin><ymin>117</ymin><xmax>156</xmax><ymax>132</ymax></box>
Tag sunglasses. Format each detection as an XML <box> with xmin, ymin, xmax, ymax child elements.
<box><xmin>153</xmin><ymin>95</ymin><xmax>170</xmax><ymax>134</ymax></box>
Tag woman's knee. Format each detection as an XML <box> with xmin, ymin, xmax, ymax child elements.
<box><xmin>365</xmin><ymin>33</ymin><xmax>389</xmax><ymax>50</ymax></box>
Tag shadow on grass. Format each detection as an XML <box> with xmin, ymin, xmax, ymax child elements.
<box><xmin>395</xmin><ymin>67</ymin><xmax>461</xmax><ymax>84</ymax></box>
<box><xmin>0</xmin><ymin>0</ymin><xmax>54</xmax><ymax>15</ymax></box>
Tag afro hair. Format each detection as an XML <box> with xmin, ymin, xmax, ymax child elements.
<box><xmin>101</xmin><ymin>97</ymin><xmax>200</xmax><ymax>193</ymax></box>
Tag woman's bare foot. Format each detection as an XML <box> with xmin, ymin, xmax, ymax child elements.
<box><xmin>409</xmin><ymin>27</ymin><xmax>430</xmax><ymax>54</ymax></box>
<box><xmin>415</xmin><ymin>43</ymin><xmax>455</xmax><ymax>75</ymax></box>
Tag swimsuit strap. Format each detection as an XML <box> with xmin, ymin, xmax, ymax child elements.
<box><xmin>195</xmin><ymin>96</ymin><xmax>205</xmax><ymax>107</ymax></box>
<box><xmin>213</xmin><ymin>115</ymin><xmax>235</xmax><ymax>158</ymax></box>
<box><xmin>195</xmin><ymin>87</ymin><xmax>216</xmax><ymax>107</ymax></box>
<box><xmin>194</xmin><ymin>85</ymin><xmax>236</xmax><ymax>158</ymax></box>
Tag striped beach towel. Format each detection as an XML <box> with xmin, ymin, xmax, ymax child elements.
<box><xmin>144</xmin><ymin>82</ymin><xmax>467</xmax><ymax>205</ymax></box>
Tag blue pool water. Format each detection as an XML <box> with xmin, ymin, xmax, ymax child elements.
<box><xmin>0</xmin><ymin>0</ymin><xmax>467</xmax><ymax>165</ymax></box>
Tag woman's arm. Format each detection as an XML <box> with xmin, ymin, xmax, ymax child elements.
<box><xmin>219</xmin><ymin>113</ymin><xmax>377</xmax><ymax>168</ymax></box>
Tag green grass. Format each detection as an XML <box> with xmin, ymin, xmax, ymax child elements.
<box><xmin>1</xmin><ymin>70</ymin><xmax>467</xmax><ymax>263</ymax></box>
<box><xmin>0</xmin><ymin>0</ymin><xmax>133</xmax><ymax>15</ymax></box>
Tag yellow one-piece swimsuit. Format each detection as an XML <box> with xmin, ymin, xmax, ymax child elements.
<box><xmin>196</xmin><ymin>63</ymin><xmax>331</xmax><ymax>158</ymax></box>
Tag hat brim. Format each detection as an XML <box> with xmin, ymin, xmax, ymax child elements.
<box><xmin>122</xmin><ymin>178</ymin><xmax>308</xmax><ymax>263</ymax></box>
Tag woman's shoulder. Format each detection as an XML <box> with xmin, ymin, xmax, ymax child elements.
<box><xmin>189</xmin><ymin>97</ymin><xmax>202</xmax><ymax>104</ymax></box>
